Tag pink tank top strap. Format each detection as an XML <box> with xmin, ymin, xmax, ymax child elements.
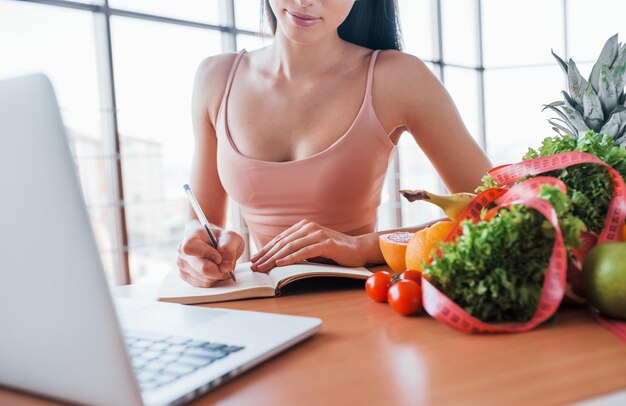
<box><xmin>220</xmin><ymin>50</ymin><xmax>247</xmax><ymax>112</ymax></box>
<box><xmin>364</xmin><ymin>49</ymin><xmax>381</xmax><ymax>99</ymax></box>
<box><xmin>215</xmin><ymin>48</ymin><xmax>394</xmax><ymax>242</ymax></box>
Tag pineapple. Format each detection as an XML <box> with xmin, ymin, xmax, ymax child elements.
<box><xmin>544</xmin><ymin>34</ymin><xmax>626</xmax><ymax>147</ymax></box>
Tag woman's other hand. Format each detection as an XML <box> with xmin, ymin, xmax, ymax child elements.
<box><xmin>250</xmin><ymin>219</ymin><xmax>366</xmax><ymax>272</ymax></box>
<box><xmin>176</xmin><ymin>220</ymin><xmax>245</xmax><ymax>287</ymax></box>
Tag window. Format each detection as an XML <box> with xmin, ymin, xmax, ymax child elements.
<box><xmin>3</xmin><ymin>0</ymin><xmax>626</xmax><ymax>284</ymax></box>
<box><xmin>111</xmin><ymin>17</ymin><xmax>222</xmax><ymax>283</ymax></box>
<box><xmin>441</xmin><ymin>0</ymin><xmax>480</xmax><ymax>67</ymax></box>
<box><xmin>481</xmin><ymin>0</ymin><xmax>566</xmax><ymax>166</ymax></box>
<box><xmin>482</xmin><ymin>0</ymin><xmax>564</xmax><ymax>68</ymax></box>
<box><xmin>567</xmin><ymin>0</ymin><xmax>626</xmax><ymax>62</ymax></box>
<box><xmin>0</xmin><ymin>1</ymin><xmax>121</xmax><ymax>282</ymax></box>
<box><xmin>484</xmin><ymin>66</ymin><xmax>564</xmax><ymax>165</ymax></box>
<box><xmin>444</xmin><ymin>67</ymin><xmax>481</xmax><ymax>144</ymax></box>
<box><xmin>398</xmin><ymin>0</ymin><xmax>436</xmax><ymax>60</ymax></box>
<box><xmin>237</xmin><ymin>34</ymin><xmax>268</xmax><ymax>52</ymax></box>
<box><xmin>234</xmin><ymin>0</ymin><xmax>264</xmax><ymax>34</ymax></box>
<box><xmin>0</xmin><ymin>1</ymin><xmax>233</xmax><ymax>284</ymax></box>
<box><xmin>108</xmin><ymin>0</ymin><xmax>222</xmax><ymax>25</ymax></box>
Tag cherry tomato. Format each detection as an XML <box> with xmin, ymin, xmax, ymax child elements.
<box><xmin>387</xmin><ymin>280</ymin><xmax>422</xmax><ymax>316</ymax></box>
<box><xmin>400</xmin><ymin>270</ymin><xmax>422</xmax><ymax>285</ymax></box>
<box><xmin>365</xmin><ymin>271</ymin><xmax>392</xmax><ymax>302</ymax></box>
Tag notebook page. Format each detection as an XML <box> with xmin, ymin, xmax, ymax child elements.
<box><xmin>157</xmin><ymin>262</ymin><xmax>273</xmax><ymax>301</ymax></box>
<box><xmin>267</xmin><ymin>262</ymin><xmax>371</xmax><ymax>288</ymax></box>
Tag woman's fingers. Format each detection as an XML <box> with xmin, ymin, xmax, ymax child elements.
<box><xmin>177</xmin><ymin>253</ymin><xmax>228</xmax><ymax>282</ymax></box>
<box><xmin>274</xmin><ymin>242</ymin><xmax>330</xmax><ymax>268</ymax></box>
<box><xmin>258</xmin><ymin>230</ymin><xmax>332</xmax><ymax>272</ymax></box>
<box><xmin>177</xmin><ymin>224</ymin><xmax>246</xmax><ymax>287</ymax></box>
<box><xmin>177</xmin><ymin>257</ymin><xmax>216</xmax><ymax>286</ymax></box>
<box><xmin>181</xmin><ymin>237</ymin><xmax>222</xmax><ymax>263</ymax></box>
<box><xmin>251</xmin><ymin>224</ymin><xmax>315</xmax><ymax>271</ymax></box>
<box><xmin>216</xmin><ymin>230</ymin><xmax>245</xmax><ymax>275</ymax></box>
<box><xmin>179</xmin><ymin>269</ymin><xmax>219</xmax><ymax>288</ymax></box>
<box><xmin>250</xmin><ymin>219</ymin><xmax>308</xmax><ymax>263</ymax></box>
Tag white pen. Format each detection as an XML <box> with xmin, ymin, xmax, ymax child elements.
<box><xmin>183</xmin><ymin>184</ymin><xmax>236</xmax><ymax>282</ymax></box>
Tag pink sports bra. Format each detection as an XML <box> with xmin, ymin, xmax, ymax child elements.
<box><xmin>215</xmin><ymin>49</ymin><xmax>396</xmax><ymax>246</ymax></box>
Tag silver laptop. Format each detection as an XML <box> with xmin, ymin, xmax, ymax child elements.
<box><xmin>0</xmin><ymin>74</ymin><xmax>321</xmax><ymax>406</ymax></box>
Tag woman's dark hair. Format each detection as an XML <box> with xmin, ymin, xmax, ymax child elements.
<box><xmin>260</xmin><ymin>0</ymin><xmax>402</xmax><ymax>51</ymax></box>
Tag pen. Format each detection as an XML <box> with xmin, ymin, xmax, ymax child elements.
<box><xmin>183</xmin><ymin>184</ymin><xmax>237</xmax><ymax>282</ymax></box>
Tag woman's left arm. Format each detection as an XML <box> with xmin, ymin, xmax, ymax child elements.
<box><xmin>377</xmin><ymin>51</ymin><xmax>492</xmax><ymax>193</ymax></box>
<box><xmin>251</xmin><ymin>51</ymin><xmax>492</xmax><ymax>271</ymax></box>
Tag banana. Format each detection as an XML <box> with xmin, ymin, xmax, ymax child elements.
<box><xmin>399</xmin><ymin>189</ymin><xmax>476</xmax><ymax>221</ymax></box>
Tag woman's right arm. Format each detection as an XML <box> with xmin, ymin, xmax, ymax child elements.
<box><xmin>177</xmin><ymin>54</ymin><xmax>245</xmax><ymax>288</ymax></box>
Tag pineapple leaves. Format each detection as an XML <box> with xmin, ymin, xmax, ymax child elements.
<box><xmin>542</xmin><ymin>103</ymin><xmax>588</xmax><ymax>136</ymax></box>
<box><xmin>548</xmin><ymin>118</ymin><xmax>577</xmax><ymax>136</ymax></box>
<box><xmin>612</xmin><ymin>44</ymin><xmax>626</xmax><ymax>95</ymax></box>
<box><xmin>598</xmin><ymin>65</ymin><xmax>619</xmax><ymax>116</ymax></box>
<box><xmin>589</xmin><ymin>34</ymin><xmax>619</xmax><ymax>94</ymax></box>
<box><xmin>547</xmin><ymin>34</ymin><xmax>626</xmax><ymax>145</ymax></box>
<box><xmin>551</xmin><ymin>49</ymin><xmax>568</xmax><ymax>75</ymax></box>
<box><xmin>545</xmin><ymin>100</ymin><xmax>565</xmax><ymax>108</ymax></box>
<box><xmin>567</xmin><ymin>59</ymin><xmax>587</xmax><ymax>105</ymax></box>
<box><xmin>562</xmin><ymin>91</ymin><xmax>583</xmax><ymax>116</ymax></box>
<box><xmin>582</xmin><ymin>82</ymin><xmax>605</xmax><ymax>131</ymax></box>
<box><xmin>611</xmin><ymin>105</ymin><xmax>626</xmax><ymax>115</ymax></box>
<box><xmin>600</xmin><ymin>106</ymin><xmax>626</xmax><ymax>139</ymax></box>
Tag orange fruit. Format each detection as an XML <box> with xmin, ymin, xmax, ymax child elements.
<box><xmin>621</xmin><ymin>223</ymin><xmax>626</xmax><ymax>242</ymax></box>
<box><xmin>379</xmin><ymin>232</ymin><xmax>414</xmax><ymax>273</ymax></box>
<box><xmin>405</xmin><ymin>220</ymin><xmax>454</xmax><ymax>272</ymax></box>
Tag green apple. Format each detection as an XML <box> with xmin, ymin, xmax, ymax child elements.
<box><xmin>582</xmin><ymin>242</ymin><xmax>626</xmax><ymax>320</ymax></box>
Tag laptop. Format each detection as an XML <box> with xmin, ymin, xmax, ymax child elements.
<box><xmin>0</xmin><ymin>74</ymin><xmax>321</xmax><ymax>406</ymax></box>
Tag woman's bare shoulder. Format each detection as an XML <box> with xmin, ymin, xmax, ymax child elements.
<box><xmin>375</xmin><ymin>50</ymin><xmax>435</xmax><ymax>88</ymax></box>
<box><xmin>372</xmin><ymin>50</ymin><xmax>444</xmax><ymax>125</ymax></box>
<box><xmin>193</xmin><ymin>52</ymin><xmax>240</xmax><ymax>125</ymax></box>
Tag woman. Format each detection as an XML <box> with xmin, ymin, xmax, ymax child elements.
<box><xmin>176</xmin><ymin>0</ymin><xmax>491</xmax><ymax>287</ymax></box>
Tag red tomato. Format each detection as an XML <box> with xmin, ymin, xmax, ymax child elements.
<box><xmin>365</xmin><ymin>271</ymin><xmax>392</xmax><ymax>302</ymax></box>
<box><xmin>387</xmin><ymin>280</ymin><xmax>422</xmax><ymax>316</ymax></box>
<box><xmin>400</xmin><ymin>270</ymin><xmax>422</xmax><ymax>285</ymax></box>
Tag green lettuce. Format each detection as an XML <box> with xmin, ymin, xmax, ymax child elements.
<box><xmin>523</xmin><ymin>131</ymin><xmax>626</xmax><ymax>233</ymax></box>
<box><xmin>423</xmin><ymin>185</ymin><xmax>585</xmax><ymax>323</ymax></box>
<box><xmin>478</xmin><ymin>131</ymin><xmax>626</xmax><ymax>234</ymax></box>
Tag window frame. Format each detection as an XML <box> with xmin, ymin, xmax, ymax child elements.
<box><xmin>8</xmin><ymin>0</ymin><xmax>573</xmax><ymax>284</ymax></box>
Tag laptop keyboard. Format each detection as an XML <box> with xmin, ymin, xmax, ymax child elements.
<box><xmin>124</xmin><ymin>330</ymin><xmax>244</xmax><ymax>392</ymax></box>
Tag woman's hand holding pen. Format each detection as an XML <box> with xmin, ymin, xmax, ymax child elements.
<box><xmin>250</xmin><ymin>219</ymin><xmax>367</xmax><ymax>273</ymax></box>
<box><xmin>177</xmin><ymin>220</ymin><xmax>245</xmax><ymax>287</ymax></box>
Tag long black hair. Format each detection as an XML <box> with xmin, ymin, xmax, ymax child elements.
<box><xmin>261</xmin><ymin>0</ymin><xmax>402</xmax><ymax>51</ymax></box>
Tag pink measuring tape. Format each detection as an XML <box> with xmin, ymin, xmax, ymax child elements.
<box><xmin>422</xmin><ymin>177</ymin><xmax>568</xmax><ymax>333</ymax></box>
<box><xmin>488</xmin><ymin>152</ymin><xmax>626</xmax><ymax>243</ymax></box>
<box><xmin>422</xmin><ymin>152</ymin><xmax>626</xmax><ymax>336</ymax></box>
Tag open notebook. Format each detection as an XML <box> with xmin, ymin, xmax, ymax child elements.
<box><xmin>157</xmin><ymin>261</ymin><xmax>372</xmax><ymax>304</ymax></box>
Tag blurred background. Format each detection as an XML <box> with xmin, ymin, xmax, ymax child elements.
<box><xmin>1</xmin><ymin>0</ymin><xmax>625</xmax><ymax>285</ymax></box>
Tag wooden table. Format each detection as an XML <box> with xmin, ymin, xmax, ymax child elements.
<box><xmin>2</xmin><ymin>275</ymin><xmax>626</xmax><ymax>406</ymax></box>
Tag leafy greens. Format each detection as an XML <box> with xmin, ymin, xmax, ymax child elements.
<box><xmin>479</xmin><ymin>131</ymin><xmax>626</xmax><ymax>234</ymax></box>
<box><xmin>423</xmin><ymin>185</ymin><xmax>585</xmax><ymax>323</ymax></box>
